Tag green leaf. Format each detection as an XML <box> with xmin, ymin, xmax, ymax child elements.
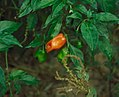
<box><xmin>43</xmin><ymin>14</ymin><xmax>53</xmax><ymax>28</ymax></box>
<box><xmin>32</xmin><ymin>0</ymin><xmax>54</xmax><ymax>11</ymax></box>
<box><xmin>74</xmin><ymin>4</ymin><xmax>87</xmax><ymax>15</ymax></box>
<box><xmin>21</xmin><ymin>74</ymin><xmax>39</xmax><ymax>85</ymax></box>
<box><xmin>9</xmin><ymin>70</ymin><xmax>39</xmax><ymax>93</ymax></box>
<box><xmin>80</xmin><ymin>0</ymin><xmax>97</xmax><ymax>9</ymax></box>
<box><xmin>27</xmin><ymin>13</ymin><xmax>38</xmax><ymax>30</ymax></box>
<box><xmin>0</xmin><ymin>21</ymin><xmax>21</xmax><ymax>34</ymax></box>
<box><xmin>95</xmin><ymin>12</ymin><xmax>119</xmax><ymax>22</ymax></box>
<box><xmin>19</xmin><ymin>0</ymin><xmax>32</xmax><ymax>17</ymax></box>
<box><xmin>52</xmin><ymin>2</ymin><xmax>65</xmax><ymax>17</ymax></box>
<box><xmin>26</xmin><ymin>34</ymin><xmax>43</xmax><ymax>48</ymax></box>
<box><xmin>14</xmin><ymin>82</ymin><xmax>21</xmax><ymax>94</ymax></box>
<box><xmin>97</xmin><ymin>0</ymin><xmax>117</xmax><ymax>13</ymax></box>
<box><xmin>95</xmin><ymin>23</ymin><xmax>109</xmax><ymax>39</ymax></box>
<box><xmin>86</xmin><ymin>87</ymin><xmax>97</xmax><ymax>97</ymax></box>
<box><xmin>0</xmin><ymin>33</ymin><xmax>22</xmax><ymax>47</ymax></box>
<box><xmin>31</xmin><ymin>0</ymin><xmax>41</xmax><ymax>10</ymax></box>
<box><xmin>98</xmin><ymin>37</ymin><xmax>113</xmax><ymax>60</ymax></box>
<box><xmin>67</xmin><ymin>11</ymin><xmax>82</xmax><ymax>19</ymax></box>
<box><xmin>81</xmin><ymin>21</ymin><xmax>99</xmax><ymax>51</ymax></box>
<box><xmin>0</xmin><ymin>43</ymin><xmax>10</xmax><ymax>52</ymax></box>
<box><xmin>46</xmin><ymin>16</ymin><xmax>62</xmax><ymax>38</ymax></box>
<box><xmin>86</xmin><ymin>9</ymin><xmax>93</xmax><ymax>18</ymax></box>
<box><xmin>9</xmin><ymin>70</ymin><xmax>26</xmax><ymax>80</ymax></box>
<box><xmin>43</xmin><ymin>15</ymin><xmax>59</xmax><ymax>28</ymax></box>
<box><xmin>51</xmin><ymin>17</ymin><xmax>62</xmax><ymax>37</ymax></box>
<box><xmin>0</xmin><ymin>66</ymin><xmax>7</xmax><ymax>97</ymax></box>
<box><xmin>69</xmin><ymin>43</ymin><xmax>84</xmax><ymax>67</ymax></box>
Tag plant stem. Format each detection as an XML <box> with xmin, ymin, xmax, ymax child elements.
<box><xmin>5</xmin><ymin>50</ymin><xmax>13</xmax><ymax>97</ymax></box>
<box><xmin>9</xmin><ymin>83</ymin><xmax>13</xmax><ymax>97</ymax></box>
<box><xmin>5</xmin><ymin>50</ymin><xmax>8</xmax><ymax>73</ymax></box>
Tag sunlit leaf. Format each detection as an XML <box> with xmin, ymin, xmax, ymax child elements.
<box><xmin>19</xmin><ymin>0</ymin><xmax>32</xmax><ymax>17</ymax></box>
<box><xmin>52</xmin><ymin>2</ymin><xmax>65</xmax><ymax>17</ymax></box>
<box><xmin>67</xmin><ymin>11</ymin><xmax>82</xmax><ymax>19</ymax></box>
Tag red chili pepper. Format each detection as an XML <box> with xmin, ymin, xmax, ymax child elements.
<box><xmin>46</xmin><ymin>33</ymin><xmax>66</xmax><ymax>53</ymax></box>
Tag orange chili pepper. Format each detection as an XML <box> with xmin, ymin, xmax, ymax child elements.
<box><xmin>46</xmin><ymin>33</ymin><xmax>66</xmax><ymax>53</ymax></box>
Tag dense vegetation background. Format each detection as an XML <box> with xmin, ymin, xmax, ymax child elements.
<box><xmin>0</xmin><ymin>0</ymin><xmax>119</xmax><ymax>97</ymax></box>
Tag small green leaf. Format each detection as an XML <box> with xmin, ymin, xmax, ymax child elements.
<box><xmin>14</xmin><ymin>82</ymin><xmax>21</xmax><ymax>94</ymax></box>
<box><xmin>43</xmin><ymin>15</ymin><xmax>59</xmax><ymax>28</ymax></box>
<box><xmin>95</xmin><ymin>23</ymin><xmax>109</xmax><ymax>39</ymax></box>
<box><xmin>69</xmin><ymin>43</ymin><xmax>84</xmax><ymax>67</ymax></box>
<box><xmin>0</xmin><ymin>66</ymin><xmax>7</xmax><ymax>97</ymax></box>
<box><xmin>86</xmin><ymin>9</ymin><xmax>93</xmax><ymax>18</ymax></box>
<box><xmin>43</xmin><ymin>14</ymin><xmax>53</xmax><ymax>28</ymax></box>
<box><xmin>95</xmin><ymin>12</ymin><xmax>119</xmax><ymax>22</ymax></box>
<box><xmin>31</xmin><ymin>0</ymin><xmax>41</xmax><ymax>10</ymax></box>
<box><xmin>0</xmin><ymin>43</ymin><xmax>10</xmax><ymax>52</ymax></box>
<box><xmin>9</xmin><ymin>70</ymin><xmax>39</xmax><ymax>93</ymax></box>
<box><xmin>26</xmin><ymin>34</ymin><xmax>42</xmax><ymax>48</ymax></box>
<box><xmin>46</xmin><ymin>16</ymin><xmax>62</xmax><ymax>38</ymax></box>
<box><xmin>98</xmin><ymin>37</ymin><xmax>113</xmax><ymax>60</ymax></box>
<box><xmin>52</xmin><ymin>2</ymin><xmax>65</xmax><ymax>17</ymax></box>
<box><xmin>32</xmin><ymin>0</ymin><xmax>54</xmax><ymax>11</ymax></box>
<box><xmin>0</xmin><ymin>33</ymin><xmax>22</xmax><ymax>47</ymax></box>
<box><xmin>74</xmin><ymin>4</ymin><xmax>87</xmax><ymax>14</ymax></box>
<box><xmin>0</xmin><ymin>21</ymin><xmax>21</xmax><ymax>34</ymax></box>
<box><xmin>9</xmin><ymin>70</ymin><xmax>26</xmax><ymax>80</ymax></box>
<box><xmin>51</xmin><ymin>17</ymin><xmax>62</xmax><ymax>37</ymax></box>
<box><xmin>21</xmin><ymin>74</ymin><xmax>39</xmax><ymax>85</ymax></box>
<box><xmin>27</xmin><ymin>13</ymin><xmax>38</xmax><ymax>30</ymax></box>
<box><xmin>19</xmin><ymin>0</ymin><xmax>32</xmax><ymax>17</ymax></box>
<box><xmin>67</xmin><ymin>11</ymin><xmax>82</xmax><ymax>19</ymax></box>
<box><xmin>97</xmin><ymin>0</ymin><xmax>117</xmax><ymax>13</ymax></box>
<box><xmin>81</xmin><ymin>21</ymin><xmax>99</xmax><ymax>51</ymax></box>
<box><xmin>86</xmin><ymin>87</ymin><xmax>97</xmax><ymax>97</ymax></box>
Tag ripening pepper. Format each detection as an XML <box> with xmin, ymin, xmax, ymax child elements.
<box><xmin>46</xmin><ymin>33</ymin><xmax>66</xmax><ymax>53</ymax></box>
